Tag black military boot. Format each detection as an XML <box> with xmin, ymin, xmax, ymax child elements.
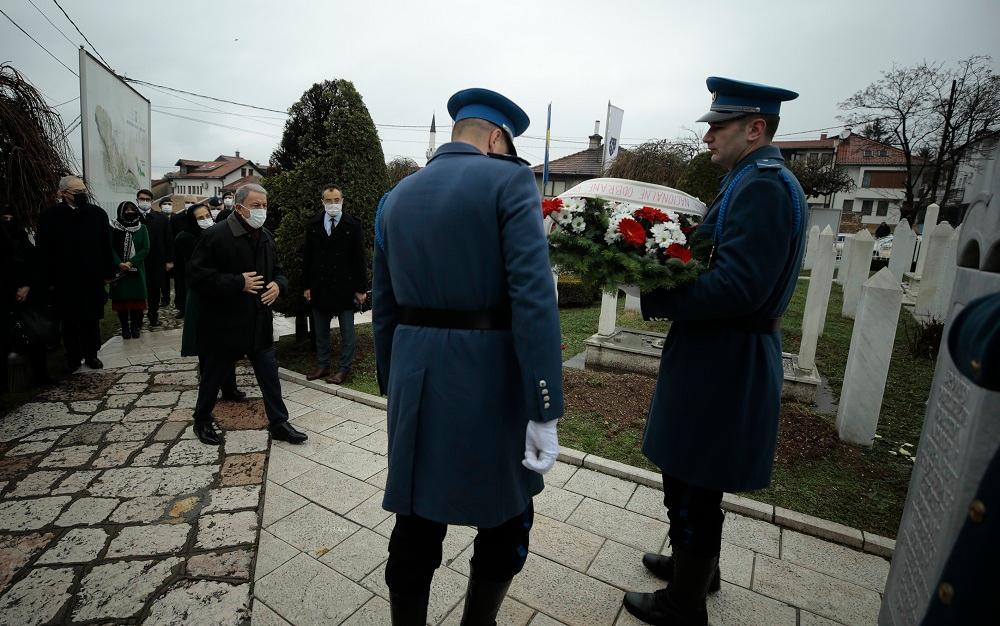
<box><xmin>459</xmin><ymin>578</ymin><xmax>512</xmax><ymax>626</ymax></box>
<box><xmin>193</xmin><ymin>420</ymin><xmax>222</xmax><ymax>446</ymax></box>
<box><xmin>623</xmin><ymin>547</ymin><xmax>717</xmax><ymax>625</ymax></box>
<box><xmin>642</xmin><ymin>553</ymin><xmax>721</xmax><ymax>593</ymax></box>
<box><xmin>389</xmin><ymin>591</ymin><xmax>429</xmax><ymax>626</ymax></box>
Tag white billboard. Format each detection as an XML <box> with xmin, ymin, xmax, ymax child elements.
<box><xmin>79</xmin><ymin>49</ymin><xmax>151</xmax><ymax>218</ymax></box>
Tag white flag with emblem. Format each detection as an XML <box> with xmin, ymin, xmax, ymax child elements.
<box><xmin>603</xmin><ymin>102</ymin><xmax>624</xmax><ymax>171</ymax></box>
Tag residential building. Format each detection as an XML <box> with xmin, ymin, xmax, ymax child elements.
<box><xmin>530</xmin><ymin>129</ymin><xmax>605</xmax><ymax>197</ymax></box>
<box><xmin>164</xmin><ymin>152</ymin><xmax>268</xmax><ymax>199</ymax></box>
<box><xmin>775</xmin><ymin>131</ymin><xmax>919</xmax><ymax>235</ymax></box>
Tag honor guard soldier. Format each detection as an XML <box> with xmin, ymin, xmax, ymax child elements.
<box><xmin>622</xmin><ymin>77</ymin><xmax>807</xmax><ymax>625</ymax></box>
<box><xmin>373</xmin><ymin>88</ymin><xmax>564</xmax><ymax>625</ymax></box>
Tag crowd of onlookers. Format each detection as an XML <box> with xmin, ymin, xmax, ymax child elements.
<box><xmin>1</xmin><ymin>177</ymin><xmax>367</xmax><ymax>410</ymax></box>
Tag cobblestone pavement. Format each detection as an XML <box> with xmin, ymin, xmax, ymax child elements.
<box><xmin>1</xmin><ymin>326</ymin><xmax>890</xmax><ymax>625</ymax></box>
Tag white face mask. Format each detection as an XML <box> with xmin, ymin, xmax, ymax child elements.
<box><xmin>161</xmin><ymin>205</ymin><xmax>173</xmax><ymax>214</ymax></box>
<box><xmin>324</xmin><ymin>202</ymin><xmax>342</xmax><ymax>217</ymax></box>
<box><xmin>137</xmin><ymin>200</ymin><xmax>151</xmax><ymax>212</ymax></box>
<box><xmin>197</xmin><ymin>218</ymin><xmax>214</xmax><ymax>230</ymax></box>
<box><xmin>210</xmin><ymin>209</ymin><xmax>220</xmax><ymax>219</ymax></box>
<box><xmin>223</xmin><ymin>198</ymin><xmax>234</xmax><ymax>207</ymax></box>
<box><xmin>247</xmin><ymin>208</ymin><xmax>267</xmax><ymax>229</ymax></box>
<box><xmin>184</xmin><ymin>203</ymin><xmax>193</xmax><ymax>210</ymax></box>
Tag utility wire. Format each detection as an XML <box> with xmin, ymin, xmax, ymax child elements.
<box><xmin>152</xmin><ymin>109</ymin><xmax>280</xmax><ymax>139</ymax></box>
<box><xmin>125</xmin><ymin>78</ymin><xmax>287</xmax><ymax>114</ymax></box>
<box><xmin>52</xmin><ymin>95</ymin><xmax>79</xmax><ymax>107</ymax></box>
<box><xmin>51</xmin><ymin>0</ymin><xmax>112</xmax><ymax>69</ymax></box>
<box><xmin>0</xmin><ymin>7</ymin><xmax>78</xmax><ymax>76</ymax></box>
<box><xmin>27</xmin><ymin>0</ymin><xmax>75</xmax><ymax>48</ymax></box>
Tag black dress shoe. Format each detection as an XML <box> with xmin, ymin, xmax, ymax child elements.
<box><xmin>270</xmin><ymin>421</ymin><xmax>308</xmax><ymax>444</ymax></box>
<box><xmin>194</xmin><ymin>421</ymin><xmax>223</xmax><ymax>445</ymax></box>
<box><xmin>64</xmin><ymin>360</ymin><xmax>81</xmax><ymax>375</ymax></box>
<box><xmin>220</xmin><ymin>389</ymin><xmax>248</xmax><ymax>402</ymax></box>
<box><xmin>175</xmin><ymin>310</ymin><xmax>184</xmax><ymax>319</ymax></box>
<box><xmin>642</xmin><ymin>553</ymin><xmax>721</xmax><ymax>593</ymax></box>
<box><xmin>131</xmin><ymin>328</ymin><xmax>141</xmax><ymax>339</ymax></box>
<box><xmin>84</xmin><ymin>357</ymin><xmax>103</xmax><ymax>369</ymax></box>
<box><xmin>149</xmin><ymin>317</ymin><xmax>161</xmax><ymax>327</ymax></box>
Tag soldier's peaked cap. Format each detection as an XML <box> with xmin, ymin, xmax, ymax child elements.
<box><xmin>447</xmin><ymin>88</ymin><xmax>530</xmax><ymax>142</ymax></box>
<box><xmin>697</xmin><ymin>77</ymin><xmax>798</xmax><ymax>123</ymax></box>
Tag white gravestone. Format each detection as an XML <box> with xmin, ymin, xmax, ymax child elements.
<box><xmin>598</xmin><ymin>289</ymin><xmax>619</xmax><ymax>336</ymax></box>
<box><xmin>624</xmin><ymin>294</ymin><xmax>641</xmax><ymax>313</ymax></box>
<box><xmin>914</xmin><ymin>203</ymin><xmax>940</xmax><ymax>276</ymax></box>
<box><xmin>835</xmin><ymin>268</ymin><xmax>903</xmax><ymax>446</ymax></box>
<box><xmin>837</xmin><ymin>233</ymin><xmax>853</xmax><ymax>285</ymax></box>
<box><xmin>930</xmin><ymin>227</ymin><xmax>961</xmax><ymax>322</ymax></box>
<box><xmin>887</xmin><ymin>219</ymin><xmax>917</xmax><ymax>282</ymax></box>
<box><xmin>817</xmin><ymin>237</ymin><xmax>836</xmax><ymax>336</ymax></box>
<box><xmin>841</xmin><ymin>229</ymin><xmax>875</xmax><ymax>319</ymax></box>
<box><xmin>881</xmin><ymin>137</ymin><xmax>1000</xmax><ymax>626</ymax></box>
<box><xmin>803</xmin><ymin>224</ymin><xmax>820</xmax><ymax>271</ymax></box>
<box><xmin>914</xmin><ymin>222</ymin><xmax>956</xmax><ymax>320</ymax></box>
<box><xmin>798</xmin><ymin>226</ymin><xmax>836</xmax><ymax>372</ymax></box>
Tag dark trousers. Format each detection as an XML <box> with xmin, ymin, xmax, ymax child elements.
<box><xmin>146</xmin><ymin>267</ymin><xmax>163</xmax><ymax>321</ymax></box>
<box><xmin>161</xmin><ymin>268</ymin><xmax>172</xmax><ymax>305</ymax></box>
<box><xmin>174</xmin><ymin>269</ymin><xmax>187</xmax><ymax>313</ymax></box>
<box><xmin>194</xmin><ymin>347</ymin><xmax>287</xmax><ymax>425</ymax></box>
<box><xmin>60</xmin><ymin>318</ymin><xmax>101</xmax><ymax>363</ymax></box>
<box><xmin>662</xmin><ymin>473</ymin><xmax>725</xmax><ymax>558</ymax></box>
<box><xmin>116</xmin><ymin>310</ymin><xmax>143</xmax><ymax>331</ymax></box>
<box><xmin>385</xmin><ymin>503</ymin><xmax>533</xmax><ymax>596</ymax></box>
<box><xmin>197</xmin><ymin>356</ymin><xmax>239</xmax><ymax>398</ymax></box>
<box><xmin>311</xmin><ymin>307</ymin><xmax>356</xmax><ymax>371</ymax></box>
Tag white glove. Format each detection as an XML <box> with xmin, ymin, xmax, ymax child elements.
<box><xmin>523</xmin><ymin>419</ymin><xmax>559</xmax><ymax>475</ymax></box>
<box><xmin>619</xmin><ymin>284</ymin><xmax>640</xmax><ymax>299</ymax></box>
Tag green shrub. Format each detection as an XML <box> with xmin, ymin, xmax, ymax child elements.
<box><xmin>558</xmin><ymin>274</ymin><xmax>600</xmax><ymax>307</ymax></box>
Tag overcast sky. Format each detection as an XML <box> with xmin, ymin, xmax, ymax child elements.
<box><xmin>4</xmin><ymin>0</ymin><xmax>999</xmax><ymax>180</ymax></box>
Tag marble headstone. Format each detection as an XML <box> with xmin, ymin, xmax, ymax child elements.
<box><xmin>887</xmin><ymin>219</ymin><xmax>916</xmax><ymax>281</ymax></box>
<box><xmin>841</xmin><ymin>229</ymin><xmax>875</xmax><ymax>319</ymax></box>
<box><xmin>914</xmin><ymin>222</ymin><xmax>955</xmax><ymax>320</ymax></box>
<box><xmin>598</xmin><ymin>289</ymin><xmax>619</xmax><ymax>336</ymax></box>
<box><xmin>798</xmin><ymin>226</ymin><xmax>836</xmax><ymax>372</ymax></box>
<box><xmin>804</xmin><ymin>224</ymin><xmax>820</xmax><ymax>271</ymax></box>
<box><xmin>929</xmin><ymin>227</ymin><xmax>961</xmax><ymax>322</ymax></box>
<box><xmin>836</xmin><ymin>268</ymin><xmax>903</xmax><ymax>446</ymax></box>
<box><xmin>914</xmin><ymin>203</ymin><xmax>940</xmax><ymax>276</ymax></box>
<box><xmin>881</xmin><ymin>137</ymin><xmax>1000</xmax><ymax>625</ymax></box>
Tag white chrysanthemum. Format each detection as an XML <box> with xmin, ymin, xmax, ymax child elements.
<box><xmin>570</xmin><ymin>216</ymin><xmax>586</xmax><ymax>233</ymax></box>
<box><xmin>650</xmin><ymin>222</ymin><xmax>687</xmax><ymax>248</ymax></box>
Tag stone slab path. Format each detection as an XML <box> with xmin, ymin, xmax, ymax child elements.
<box><xmin>1</xmin><ymin>326</ymin><xmax>890</xmax><ymax>625</ymax></box>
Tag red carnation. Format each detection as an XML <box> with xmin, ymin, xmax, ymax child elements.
<box><xmin>542</xmin><ymin>197</ymin><xmax>563</xmax><ymax>218</ymax></box>
<box><xmin>681</xmin><ymin>225</ymin><xmax>696</xmax><ymax>236</ymax></box>
<box><xmin>633</xmin><ymin>206</ymin><xmax>669</xmax><ymax>224</ymax></box>
<box><xmin>664</xmin><ymin>243</ymin><xmax>693</xmax><ymax>263</ymax></box>
<box><xmin>617</xmin><ymin>218</ymin><xmax>648</xmax><ymax>247</ymax></box>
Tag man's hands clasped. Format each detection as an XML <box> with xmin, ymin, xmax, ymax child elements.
<box><xmin>243</xmin><ymin>271</ymin><xmax>280</xmax><ymax>306</ymax></box>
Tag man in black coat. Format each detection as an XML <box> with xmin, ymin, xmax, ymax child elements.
<box><xmin>136</xmin><ymin>189</ymin><xmax>173</xmax><ymax>327</ymax></box>
<box><xmin>303</xmin><ymin>184</ymin><xmax>368</xmax><ymax>383</ymax></box>
<box><xmin>35</xmin><ymin>176</ymin><xmax>115</xmax><ymax>372</ymax></box>
<box><xmin>167</xmin><ymin>200</ymin><xmax>190</xmax><ymax>315</ymax></box>
<box><xmin>187</xmin><ymin>183</ymin><xmax>307</xmax><ymax>446</ymax></box>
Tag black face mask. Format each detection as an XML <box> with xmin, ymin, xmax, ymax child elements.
<box><xmin>72</xmin><ymin>192</ymin><xmax>89</xmax><ymax>207</ymax></box>
<box><xmin>121</xmin><ymin>212</ymin><xmax>139</xmax><ymax>224</ymax></box>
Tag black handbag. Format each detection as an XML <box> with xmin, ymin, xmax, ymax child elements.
<box><xmin>15</xmin><ymin>305</ymin><xmax>55</xmax><ymax>345</ymax></box>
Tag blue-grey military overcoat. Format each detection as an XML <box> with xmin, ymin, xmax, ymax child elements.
<box><xmin>640</xmin><ymin>145</ymin><xmax>807</xmax><ymax>492</ymax></box>
<box><xmin>373</xmin><ymin>141</ymin><xmax>564</xmax><ymax>528</ymax></box>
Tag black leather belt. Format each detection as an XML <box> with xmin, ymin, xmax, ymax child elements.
<box><xmin>679</xmin><ymin>317</ymin><xmax>782</xmax><ymax>334</ymax></box>
<box><xmin>399</xmin><ymin>306</ymin><xmax>512</xmax><ymax>330</ymax></box>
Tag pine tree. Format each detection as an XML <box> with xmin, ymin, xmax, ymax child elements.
<box><xmin>266</xmin><ymin>79</ymin><xmax>387</xmax><ymax>316</ymax></box>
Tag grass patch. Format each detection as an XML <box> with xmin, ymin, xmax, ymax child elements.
<box><xmin>274</xmin><ymin>321</ymin><xmax>382</xmax><ymax>397</ymax></box>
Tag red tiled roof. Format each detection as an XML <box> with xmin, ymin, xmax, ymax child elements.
<box><xmin>221</xmin><ymin>175</ymin><xmax>261</xmax><ymax>192</ymax></box>
<box><xmin>836</xmin><ymin>136</ymin><xmax>913</xmax><ymax>166</ymax></box>
<box><xmin>530</xmin><ymin>146</ymin><xmax>604</xmax><ymax>176</ymax></box>
<box><xmin>773</xmin><ymin>139</ymin><xmax>836</xmax><ymax>150</ymax></box>
<box><xmin>171</xmin><ymin>158</ymin><xmax>254</xmax><ymax>180</ymax></box>
<box><xmin>175</xmin><ymin>159</ymin><xmax>207</xmax><ymax>167</ymax></box>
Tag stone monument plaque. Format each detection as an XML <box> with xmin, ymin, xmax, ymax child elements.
<box><xmin>881</xmin><ymin>136</ymin><xmax>1000</xmax><ymax>625</ymax></box>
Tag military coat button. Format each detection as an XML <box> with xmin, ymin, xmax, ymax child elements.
<box><xmin>937</xmin><ymin>582</ymin><xmax>954</xmax><ymax>605</ymax></box>
<box><xmin>969</xmin><ymin>499</ymin><xmax>986</xmax><ymax>523</ymax></box>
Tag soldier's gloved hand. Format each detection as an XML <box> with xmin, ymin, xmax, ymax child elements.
<box><xmin>523</xmin><ymin>419</ymin><xmax>559</xmax><ymax>475</ymax></box>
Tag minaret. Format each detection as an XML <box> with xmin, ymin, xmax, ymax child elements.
<box><xmin>426</xmin><ymin>114</ymin><xmax>436</xmax><ymax>163</ymax></box>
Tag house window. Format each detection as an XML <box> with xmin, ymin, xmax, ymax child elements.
<box><xmin>863</xmin><ymin>149</ymin><xmax>873</xmax><ymax>157</ymax></box>
<box><xmin>862</xmin><ymin>200</ymin><xmax>874</xmax><ymax>215</ymax></box>
<box><xmin>820</xmin><ymin>153</ymin><xmax>833</xmax><ymax>164</ymax></box>
<box><xmin>879</xmin><ymin>149</ymin><xmax>888</xmax><ymax>157</ymax></box>
<box><xmin>843</xmin><ymin>199</ymin><xmax>854</xmax><ymax>211</ymax></box>
<box><xmin>862</xmin><ymin>172</ymin><xmax>872</xmax><ymax>188</ymax></box>
<box><xmin>876</xmin><ymin>200</ymin><xmax>889</xmax><ymax>216</ymax></box>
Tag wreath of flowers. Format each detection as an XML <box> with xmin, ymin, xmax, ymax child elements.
<box><xmin>544</xmin><ymin>196</ymin><xmax>712</xmax><ymax>292</ymax></box>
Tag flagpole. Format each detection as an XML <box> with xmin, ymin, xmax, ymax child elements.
<box><xmin>542</xmin><ymin>102</ymin><xmax>552</xmax><ymax>197</ymax></box>
<box><xmin>602</xmin><ymin>100</ymin><xmax>611</xmax><ymax>173</ymax></box>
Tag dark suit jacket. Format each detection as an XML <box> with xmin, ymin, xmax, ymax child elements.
<box><xmin>303</xmin><ymin>210</ymin><xmax>367</xmax><ymax>313</ymax></box>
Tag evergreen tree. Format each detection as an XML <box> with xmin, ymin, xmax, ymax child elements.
<box><xmin>266</xmin><ymin>79</ymin><xmax>387</xmax><ymax>316</ymax></box>
<box><xmin>676</xmin><ymin>151</ymin><xmax>726</xmax><ymax>204</ymax></box>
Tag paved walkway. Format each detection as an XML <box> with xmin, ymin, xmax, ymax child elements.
<box><xmin>0</xmin><ymin>326</ymin><xmax>890</xmax><ymax>625</ymax></box>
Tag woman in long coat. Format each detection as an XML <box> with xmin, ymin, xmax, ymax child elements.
<box><xmin>177</xmin><ymin>203</ymin><xmax>242</xmax><ymax>399</ymax></box>
<box><xmin>109</xmin><ymin>201</ymin><xmax>149</xmax><ymax>339</ymax></box>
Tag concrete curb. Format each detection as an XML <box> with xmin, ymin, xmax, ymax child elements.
<box><xmin>276</xmin><ymin>367</ymin><xmax>896</xmax><ymax>559</ymax></box>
